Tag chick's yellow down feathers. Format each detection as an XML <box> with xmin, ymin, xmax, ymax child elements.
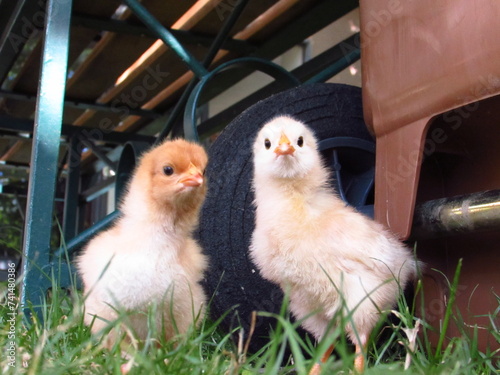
<box><xmin>250</xmin><ymin>116</ymin><xmax>418</xmax><ymax>373</ymax></box>
<box><xmin>78</xmin><ymin>139</ymin><xmax>208</xmax><ymax>347</ymax></box>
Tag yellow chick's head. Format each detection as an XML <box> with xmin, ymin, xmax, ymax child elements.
<box><xmin>133</xmin><ymin>138</ymin><xmax>208</xmax><ymax>212</ymax></box>
<box><xmin>253</xmin><ymin>116</ymin><xmax>321</xmax><ymax>180</ymax></box>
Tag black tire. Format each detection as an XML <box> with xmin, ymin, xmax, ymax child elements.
<box><xmin>197</xmin><ymin>83</ymin><xmax>374</xmax><ymax>352</ymax></box>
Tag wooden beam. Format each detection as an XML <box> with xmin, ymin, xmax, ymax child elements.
<box><xmin>110</xmin><ymin>0</ymin><xmax>305</xmax><ymax>133</ymax></box>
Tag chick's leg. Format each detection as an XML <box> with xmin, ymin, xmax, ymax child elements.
<box><xmin>309</xmin><ymin>344</ymin><xmax>334</xmax><ymax>375</ymax></box>
<box><xmin>354</xmin><ymin>336</ymin><xmax>368</xmax><ymax>374</ymax></box>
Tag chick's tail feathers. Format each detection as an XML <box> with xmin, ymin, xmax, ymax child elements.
<box><xmin>406</xmin><ymin>254</ymin><xmax>425</xmax><ymax>284</ymax></box>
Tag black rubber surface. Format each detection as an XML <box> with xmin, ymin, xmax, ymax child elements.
<box><xmin>197</xmin><ymin>83</ymin><xmax>374</xmax><ymax>352</ymax></box>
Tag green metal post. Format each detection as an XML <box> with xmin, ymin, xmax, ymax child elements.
<box><xmin>20</xmin><ymin>0</ymin><xmax>73</xmax><ymax>313</ymax></box>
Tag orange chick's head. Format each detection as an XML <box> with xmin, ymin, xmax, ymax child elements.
<box><xmin>253</xmin><ymin>116</ymin><xmax>322</xmax><ymax>180</ymax></box>
<box><xmin>132</xmin><ymin>138</ymin><xmax>207</xmax><ymax>213</ymax></box>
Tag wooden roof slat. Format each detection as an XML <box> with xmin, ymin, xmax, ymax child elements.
<box><xmin>65</xmin><ymin>0</ymin><xmax>199</xmax><ymax>100</ymax></box>
<box><xmin>105</xmin><ymin>0</ymin><xmax>309</xmax><ymax>134</ymax></box>
<box><xmin>68</xmin><ymin>0</ymin><xmax>224</xmax><ymax>130</ymax></box>
<box><xmin>191</xmin><ymin>0</ymin><xmax>278</xmax><ymax>36</ymax></box>
<box><xmin>92</xmin><ymin>0</ymin><xmax>224</xmax><ymax>104</ymax></box>
<box><xmin>1</xmin><ymin>0</ymin><xmax>128</xmax><ymax>160</ymax></box>
<box><xmin>75</xmin><ymin>0</ymin><xmax>301</xmax><ymax>133</ymax></box>
<box><xmin>0</xmin><ymin>139</ymin><xmax>29</xmax><ymax>163</ymax></box>
<box><xmin>170</xmin><ymin>0</ymin><xmax>225</xmax><ymax>30</ymax></box>
<box><xmin>73</xmin><ymin>0</ymin><xmax>295</xmax><ymax>162</ymax></box>
<box><xmin>71</xmin><ymin>14</ymin><xmax>255</xmax><ymax>54</ymax></box>
<box><xmin>2</xmin><ymin>2</ymin><xmax>130</xmax><ymax>120</ymax></box>
<box><xmin>0</xmin><ymin>0</ymin><xmax>45</xmax><ymax>83</ymax></box>
<box><xmin>0</xmin><ymin>32</ymin><xmax>42</xmax><ymax>113</ymax></box>
<box><xmin>72</xmin><ymin>43</ymin><xmax>211</xmax><ymax>127</ymax></box>
<box><xmin>0</xmin><ymin>0</ymin><xmax>352</xmax><ymax>166</ymax></box>
<box><xmin>0</xmin><ymin>139</ymin><xmax>19</xmax><ymax>160</ymax></box>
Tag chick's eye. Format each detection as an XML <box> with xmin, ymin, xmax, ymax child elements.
<box><xmin>264</xmin><ymin>139</ymin><xmax>271</xmax><ymax>150</ymax></box>
<box><xmin>297</xmin><ymin>136</ymin><xmax>304</xmax><ymax>147</ymax></box>
<box><xmin>163</xmin><ymin>166</ymin><xmax>174</xmax><ymax>176</ymax></box>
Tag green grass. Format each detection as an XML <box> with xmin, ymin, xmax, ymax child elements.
<box><xmin>1</xmin><ymin>260</ymin><xmax>499</xmax><ymax>375</ymax></box>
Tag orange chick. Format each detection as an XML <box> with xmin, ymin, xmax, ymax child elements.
<box><xmin>250</xmin><ymin>116</ymin><xmax>418</xmax><ymax>373</ymax></box>
<box><xmin>77</xmin><ymin>138</ymin><xmax>208</xmax><ymax>348</ymax></box>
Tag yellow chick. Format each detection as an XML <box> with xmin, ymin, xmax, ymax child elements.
<box><xmin>77</xmin><ymin>139</ymin><xmax>208</xmax><ymax>348</ymax></box>
<box><xmin>250</xmin><ymin>116</ymin><xmax>418</xmax><ymax>373</ymax></box>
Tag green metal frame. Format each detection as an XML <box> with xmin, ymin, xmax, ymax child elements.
<box><xmin>122</xmin><ymin>0</ymin><xmax>208</xmax><ymax>78</ymax></box>
<box><xmin>71</xmin><ymin>13</ymin><xmax>256</xmax><ymax>55</ymax></box>
<box><xmin>17</xmin><ymin>0</ymin><xmax>361</xmax><ymax>318</ymax></box>
<box><xmin>0</xmin><ymin>89</ymin><xmax>162</xmax><ymax>119</ymax></box>
<box><xmin>0</xmin><ymin>115</ymin><xmax>156</xmax><ymax>144</ymax></box>
<box><xmin>156</xmin><ymin>0</ymin><xmax>251</xmax><ymax>142</ymax></box>
<box><xmin>62</xmin><ymin>135</ymin><xmax>82</xmax><ymax>241</ymax></box>
<box><xmin>20</xmin><ymin>0</ymin><xmax>73</xmax><ymax>313</ymax></box>
<box><xmin>183</xmin><ymin>56</ymin><xmax>301</xmax><ymax>141</ymax></box>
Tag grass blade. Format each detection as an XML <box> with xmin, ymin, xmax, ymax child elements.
<box><xmin>434</xmin><ymin>258</ymin><xmax>462</xmax><ymax>362</ymax></box>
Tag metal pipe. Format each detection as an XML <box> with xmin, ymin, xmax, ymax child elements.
<box><xmin>305</xmin><ymin>33</ymin><xmax>360</xmax><ymax>84</ymax></box>
<box><xmin>62</xmin><ymin>135</ymin><xmax>82</xmax><ymax>242</ymax></box>
<box><xmin>123</xmin><ymin>0</ymin><xmax>208</xmax><ymax>78</ymax></box>
<box><xmin>156</xmin><ymin>0</ymin><xmax>250</xmax><ymax>143</ymax></box>
<box><xmin>183</xmin><ymin>57</ymin><xmax>300</xmax><ymax>141</ymax></box>
<box><xmin>412</xmin><ymin>190</ymin><xmax>500</xmax><ymax>239</ymax></box>
<box><xmin>0</xmin><ymin>89</ymin><xmax>162</xmax><ymax>118</ymax></box>
<box><xmin>72</xmin><ymin>14</ymin><xmax>255</xmax><ymax>54</ymax></box>
<box><xmin>78</xmin><ymin>137</ymin><xmax>117</xmax><ymax>172</ymax></box>
<box><xmin>54</xmin><ymin>210</ymin><xmax>121</xmax><ymax>257</ymax></box>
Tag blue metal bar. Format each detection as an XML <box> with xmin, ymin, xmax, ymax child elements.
<box><xmin>318</xmin><ymin>136</ymin><xmax>375</xmax><ymax>215</ymax></box>
<box><xmin>62</xmin><ymin>135</ymin><xmax>82</xmax><ymax>241</ymax></box>
<box><xmin>156</xmin><ymin>0</ymin><xmax>250</xmax><ymax>143</ymax></box>
<box><xmin>55</xmin><ymin>141</ymin><xmax>150</xmax><ymax>258</ymax></box>
<box><xmin>304</xmin><ymin>46</ymin><xmax>360</xmax><ymax>84</ymax></box>
<box><xmin>20</xmin><ymin>0</ymin><xmax>73</xmax><ymax>312</ymax></box>
<box><xmin>123</xmin><ymin>0</ymin><xmax>208</xmax><ymax>78</ymax></box>
<box><xmin>0</xmin><ymin>114</ymin><xmax>155</xmax><ymax>144</ymax></box>
<box><xmin>54</xmin><ymin>210</ymin><xmax>121</xmax><ymax>258</ymax></box>
<box><xmin>201</xmin><ymin>0</ymin><xmax>250</xmax><ymax>74</ymax></box>
<box><xmin>0</xmin><ymin>89</ymin><xmax>162</xmax><ymax>118</ymax></box>
<box><xmin>184</xmin><ymin>57</ymin><xmax>301</xmax><ymax>141</ymax></box>
<box><xmin>72</xmin><ymin>14</ymin><xmax>255</xmax><ymax>54</ymax></box>
<box><xmin>115</xmin><ymin>141</ymin><xmax>152</xmax><ymax>204</ymax></box>
<box><xmin>78</xmin><ymin>136</ymin><xmax>117</xmax><ymax>172</ymax></box>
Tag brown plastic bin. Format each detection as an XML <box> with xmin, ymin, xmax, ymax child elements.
<box><xmin>360</xmin><ymin>0</ymin><xmax>500</xmax><ymax>351</ymax></box>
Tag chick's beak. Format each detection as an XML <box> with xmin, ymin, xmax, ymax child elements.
<box><xmin>178</xmin><ymin>162</ymin><xmax>204</xmax><ymax>187</ymax></box>
<box><xmin>274</xmin><ymin>133</ymin><xmax>295</xmax><ymax>156</ymax></box>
